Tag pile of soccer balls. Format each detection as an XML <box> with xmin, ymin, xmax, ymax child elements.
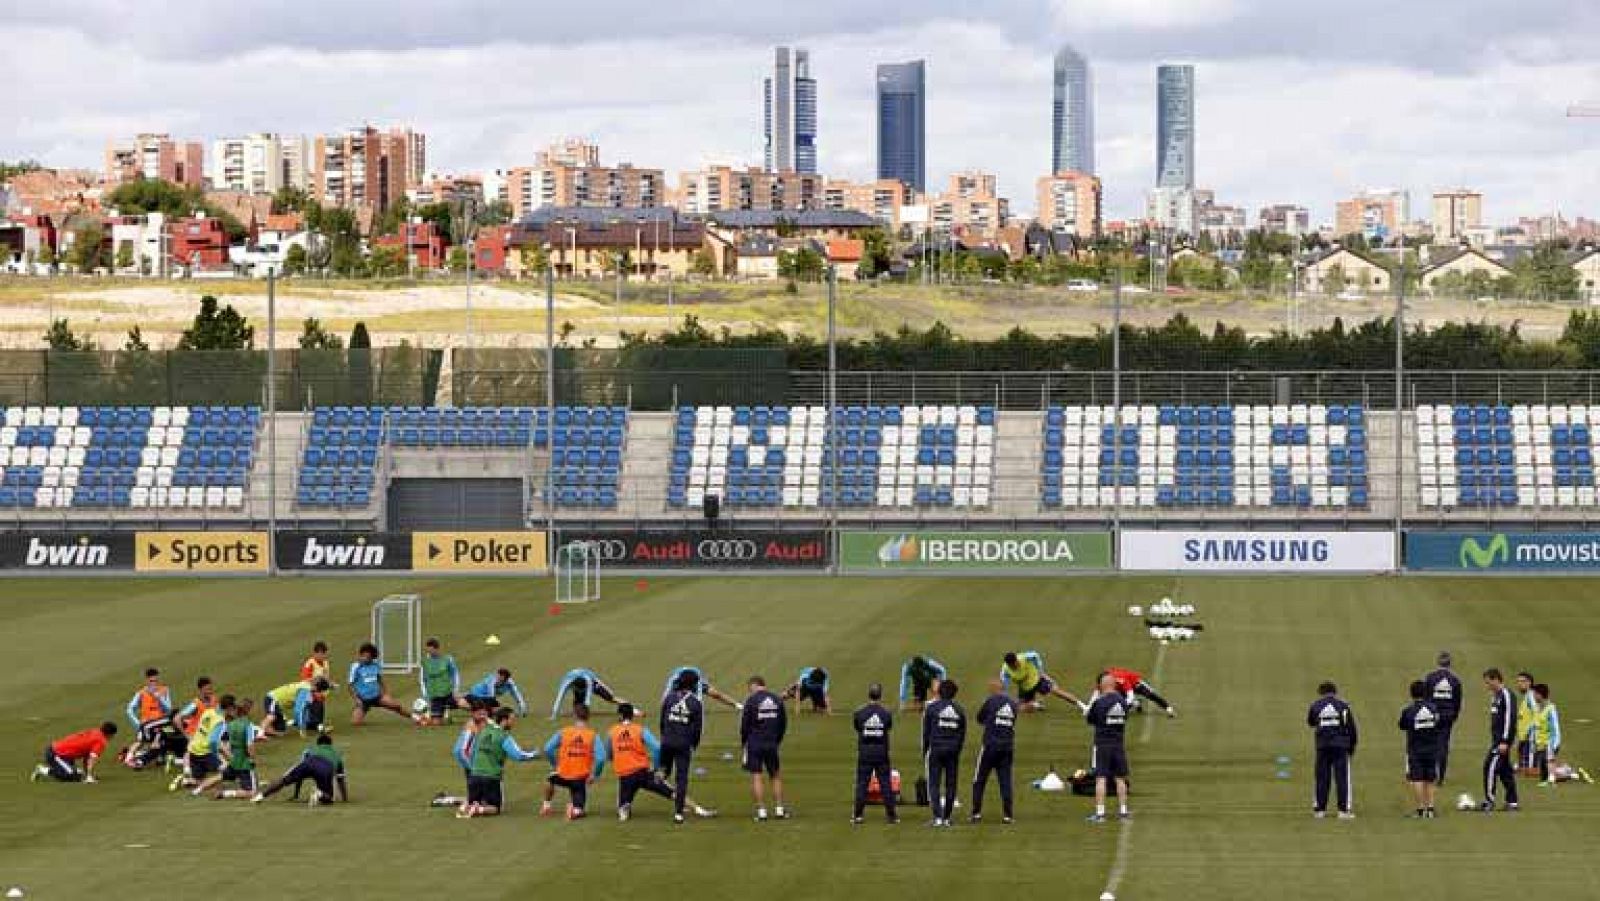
<box><xmin>1132</xmin><ymin>596</ymin><xmax>1200</xmax><ymax>644</ymax></box>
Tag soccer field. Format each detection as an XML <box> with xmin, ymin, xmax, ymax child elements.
<box><xmin>2</xmin><ymin>575</ymin><xmax>1597</xmax><ymax>900</ymax></box>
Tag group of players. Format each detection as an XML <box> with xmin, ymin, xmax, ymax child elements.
<box><xmin>32</xmin><ymin>638</ymin><xmax>1177</xmax><ymax>827</ymax></box>
<box><xmin>1306</xmin><ymin>651</ymin><xmax>1576</xmax><ymax>820</ymax></box>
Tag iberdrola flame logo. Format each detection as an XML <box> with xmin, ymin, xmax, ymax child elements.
<box><xmin>877</xmin><ymin>534</ymin><xmax>919</xmax><ymax>565</ymax></box>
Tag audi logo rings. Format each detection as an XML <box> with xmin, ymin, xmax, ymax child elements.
<box><xmin>568</xmin><ymin>539</ymin><xmax>629</xmax><ymax>561</ymax></box>
<box><xmin>695</xmin><ymin>539</ymin><xmax>760</xmax><ymax>561</ymax></box>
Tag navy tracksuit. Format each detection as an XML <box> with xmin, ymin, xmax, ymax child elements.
<box><xmin>1307</xmin><ymin>694</ymin><xmax>1358</xmax><ymax>813</ymax></box>
<box><xmin>1422</xmin><ymin>667</ymin><xmax>1462</xmax><ymax>783</ymax></box>
<box><xmin>1483</xmin><ymin>685</ymin><xmax>1519</xmax><ymax>808</ymax></box>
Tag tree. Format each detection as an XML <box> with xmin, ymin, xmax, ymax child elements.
<box><xmin>773</xmin><ymin>217</ymin><xmax>799</xmax><ymax>238</ymax></box>
<box><xmin>68</xmin><ymin>224</ymin><xmax>105</xmax><ymax>272</ymax></box>
<box><xmin>104</xmin><ymin>178</ymin><xmax>246</xmax><ymax>242</ymax></box>
<box><xmin>857</xmin><ymin>228</ymin><xmax>894</xmax><ymax>279</ymax></box>
<box><xmin>1323</xmin><ymin>263</ymin><xmax>1348</xmax><ymax>298</ymax></box>
<box><xmin>689</xmin><ymin>248</ymin><xmax>716</xmax><ymax>278</ymax></box>
<box><xmin>114</xmin><ymin>241</ymin><xmax>134</xmax><ymax>272</ymax></box>
<box><xmin>270</xmin><ymin>185</ymin><xmax>308</xmax><ymax>214</ymax></box>
<box><xmin>177</xmin><ymin>295</ymin><xmax>254</xmax><ymax>350</ymax></box>
<box><xmin>350</xmin><ymin>322</ymin><xmax>372</xmax><ymax>349</ymax></box>
<box><xmin>283</xmin><ymin>243</ymin><xmax>308</xmax><ymax>276</ymax></box>
<box><xmin>38</xmin><ymin>242</ymin><xmax>56</xmax><ymax>269</ymax></box>
<box><xmin>299</xmin><ymin>317</ymin><xmax>344</xmax><ymax>350</ymax></box>
<box><xmin>123</xmin><ymin>325</ymin><xmax>150</xmax><ymax>352</ymax></box>
<box><xmin>368</xmin><ymin>245</ymin><xmax>406</xmax><ymax>278</ymax></box>
<box><xmin>778</xmin><ymin>245</ymin><xmax>826</xmax><ymax>282</ymax></box>
<box><xmin>519</xmin><ymin>243</ymin><xmax>549</xmax><ymax>277</ymax></box>
<box><xmin>43</xmin><ymin>318</ymin><xmax>95</xmax><ymax>351</ymax></box>
<box><xmin>475</xmin><ymin>199</ymin><xmax>512</xmax><ymax>227</ymax></box>
<box><xmin>447</xmin><ymin>245</ymin><xmax>470</xmax><ymax>272</ymax></box>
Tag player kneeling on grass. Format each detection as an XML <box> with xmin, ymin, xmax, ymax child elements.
<box><xmin>261</xmin><ymin>678</ymin><xmax>328</xmax><ymax>739</ymax></box>
<box><xmin>1398</xmin><ymin>680</ymin><xmax>1441</xmax><ymax>818</ymax></box>
<box><xmin>782</xmin><ymin>667</ymin><xmax>831</xmax><ymax>714</ymax></box>
<box><xmin>431</xmin><ymin>706</ymin><xmax>491</xmax><ymax>809</ymax></box>
<box><xmin>171</xmin><ymin>694</ymin><xmax>231</xmax><ymax>793</ymax></box>
<box><xmin>466</xmin><ymin>668</ymin><xmax>529</xmax><ymax>717</ymax></box>
<box><xmin>607</xmin><ymin>703</ymin><xmax>716</xmax><ymax>822</ymax></box>
<box><xmin>33</xmin><ymin>722</ymin><xmax>117</xmax><ymax>784</ymax></box>
<box><xmin>540</xmin><ymin>703</ymin><xmax>607</xmax><ymax>820</ymax></box>
<box><xmin>459</xmin><ymin>707</ymin><xmax>541</xmax><ymax>819</ymax></box>
<box><xmin>1002</xmin><ymin>651</ymin><xmax>1086</xmax><ymax>713</ymax></box>
<box><xmin>551</xmin><ymin>668</ymin><xmax>626</xmax><ymax>719</ymax></box>
<box><xmin>415</xmin><ymin>638</ymin><xmax>467</xmax><ymax>726</ymax></box>
<box><xmin>902</xmin><ymin>656</ymin><xmax>946</xmax><ymax>711</ymax></box>
<box><xmin>253</xmin><ymin>733</ymin><xmax>349</xmax><ymax>806</ymax></box>
<box><xmin>123</xmin><ymin>668</ymin><xmax>172</xmax><ymax>767</ymax></box>
<box><xmin>348</xmin><ymin>643</ymin><xmax>409</xmax><ymax>725</ymax></box>
<box><xmin>741</xmin><ymin>676</ymin><xmax>790</xmax><ymax>821</ymax></box>
<box><xmin>1085</xmin><ymin>673</ymin><xmax>1131</xmax><ymax>823</ymax></box>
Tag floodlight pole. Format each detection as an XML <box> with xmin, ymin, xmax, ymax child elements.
<box><xmin>266</xmin><ymin>267</ymin><xmax>278</xmax><ymax>575</ymax></box>
<box><xmin>1111</xmin><ymin>269</ymin><xmax>1123</xmax><ymax>545</ymax></box>
<box><xmin>1393</xmin><ymin>261</ymin><xmax>1406</xmax><ymax>571</ymax></box>
<box><xmin>546</xmin><ymin>259</ymin><xmax>557</xmax><ymax>542</ymax></box>
<box><xmin>827</xmin><ymin>264</ymin><xmax>839</xmax><ymax>576</ymax></box>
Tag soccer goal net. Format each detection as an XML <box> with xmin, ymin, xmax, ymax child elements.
<box><xmin>555</xmin><ymin>541</ymin><xmax>601</xmax><ymax>605</ymax></box>
<box><xmin>371</xmin><ymin>594</ymin><xmax>422</xmax><ymax>674</ymax></box>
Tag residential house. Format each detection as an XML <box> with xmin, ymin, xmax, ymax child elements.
<box><xmin>1300</xmin><ymin>246</ymin><xmax>1391</xmax><ymax>296</ymax></box>
<box><xmin>167</xmin><ymin>215</ymin><xmax>229</xmax><ymax>271</ymax></box>
<box><xmin>1419</xmin><ymin>247</ymin><xmax>1512</xmax><ymax>295</ymax></box>
<box><xmin>1571</xmin><ymin>247</ymin><xmax>1600</xmax><ymax>304</ymax></box>
<box><xmin>373</xmin><ymin>220</ymin><xmax>447</xmax><ymax>270</ymax></box>
<box><xmin>826</xmin><ymin>238</ymin><xmax>864</xmax><ymax>280</ymax></box>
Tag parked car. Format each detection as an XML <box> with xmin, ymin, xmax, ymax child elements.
<box><xmin>1065</xmin><ymin>278</ymin><xmax>1099</xmax><ymax>293</ymax></box>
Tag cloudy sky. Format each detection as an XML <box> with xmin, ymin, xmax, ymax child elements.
<box><xmin>6</xmin><ymin>0</ymin><xmax>1600</xmax><ymax>224</ymax></box>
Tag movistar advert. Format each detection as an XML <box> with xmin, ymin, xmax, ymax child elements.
<box><xmin>1406</xmin><ymin>531</ymin><xmax>1600</xmax><ymax>572</ymax></box>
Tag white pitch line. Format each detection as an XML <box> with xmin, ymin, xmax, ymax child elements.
<box><xmin>1101</xmin><ymin>639</ymin><xmax>1170</xmax><ymax>900</ymax></box>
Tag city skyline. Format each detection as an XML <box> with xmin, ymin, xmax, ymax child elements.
<box><xmin>3</xmin><ymin>4</ymin><xmax>1598</xmax><ymax>223</ymax></box>
<box><xmin>763</xmin><ymin>47</ymin><xmax>817</xmax><ymax>174</ymax></box>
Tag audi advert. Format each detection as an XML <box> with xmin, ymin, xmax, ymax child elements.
<box><xmin>556</xmin><ymin>530</ymin><xmax>830</xmax><ymax>570</ymax></box>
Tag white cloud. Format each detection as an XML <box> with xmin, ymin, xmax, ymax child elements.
<box><xmin>1049</xmin><ymin>0</ymin><xmax>1244</xmax><ymax>32</ymax></box>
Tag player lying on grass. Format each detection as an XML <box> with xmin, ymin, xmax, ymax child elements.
<box><xmin>1105</xmin><ymin>666</ymin><xmax>1176</xmax><ymax>718</ymax></box>
<box><xmin>415</xmin><ymin>638</ymin><xmax>467</xmax><ymax>726</ymax></box>
<box><xmin>551</xmin><ymin>667</ymin><xmax>626</xmax><ymax>719</ymax></box>
<box><xmin>431</xmin><ymin>707</ymin><xmax>490</xmax><ymax>809</ymax></box>
<box><xmin>459</xmin><ymin>707</ymin><xmax>542</xmax><ymax>819</ymax></box>
<box><xmin>606</xmin><ymin>703</ymin><xmax>716</xmax><ymax>822</ymax></box>
<box><xmin>662</xmin><ymin>666</ymin><xmax>741</xmax><ymax>710</ymax></box>
<box><xmin>33</xmin><ymin>722</ymin><xmax>117</xmax><ymax>784</ymax></box>
<box><xmin>539</xmin><ymin>702</ymin><xmax>608</xmax><ymax>820</ymax></box>
<box><xmin>466</xmin><ymin>668</ymin><xmax>529</xmax><ymax>716</ymax></box>
<box><xmin>348</xmin><ymin>642</ymin><xmax>409</xmax><ymax>725</ymax></box>
<box><xmin>782</xmin><ymin>666</ymin><xmax>831</xmax><ymax>713</ymax></box>
<box><xmin>123</xmin><ymin>668</ymin><xmax>172</xmax><ymax>766</ymax></box>
<box><xmin>899</xmin><ymin>655</ymin><xmax>947</xmax><ymax>710</ymax></box>
<box><xmin>170</xmin><ymin>693</ymin><xmax>230</xmax><ymax>793</ymax></box>
<box><xmin>1001</xmin><ymin>651</ymin><xmax>1087</xmax><ymax>712</ymax></box>
<box><xmin>260</xmin><ymin>678</ymin><xmax>329</xmax><ymax>738</ymax></box>
<box><xmin>253</xmin><ymin>733</ymin><xmax>349</xmax><ymax>806</ymax></box>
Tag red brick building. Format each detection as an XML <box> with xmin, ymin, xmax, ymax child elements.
<box><xmin>373</xmin><ymin>220</ymin><xmax>446</xmax><ymax>269</ymax></box>
<box><xmin>473</xmin><ymin>225</ymin><xmax>512</xmax><ymax>274</ymax></box>
<box><xmin>167</xmin><ymin>215</ymin><xmax>229</xmax><ymax>270</ymax></box>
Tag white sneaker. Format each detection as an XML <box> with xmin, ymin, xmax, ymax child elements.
<box><xmin>250</xmin><ymin>793</ymin><xmax>265</xmax><ymax>804</ymax></box>
<box><xmin>1166</xmin><ymin>706</ymin><xmax>1177</xmax><ymax>719</ymax></box>
<box><xmin>775</xmin><ymin>806</ymin><xmax>789</xmax><ymax>819</ymax></box>
<box><xmin>308</xmin><ymin>794</ymin><xmax>322</xmax><ymax>808</ymax></box>
<box><xmin>30</xmin><ymin>765</ymin><xmax>46</xmax><ymax>782</ymax></box>
<box><xmin>756</xmin><ymin>807</ymin><xmax>768</xmax><ymax>822</ymax></box>
<box><xmin>618</xmin><ymin>805</ymin><xmax>631</xmax><ymax>822</ymax></box>
<box><xmin>1337</xmin><ymin>811</ymin><xmax>1356</xmax><ymax>820</ymax></box>
<box><xmin>673</xmin><ymin>813</ymin><xmax>685</xmax><ymax>824</ymax></box>
<box><xmin>693</xmin><ymin>805</ymin><xmax>717</xmax><ymax>818</ymax></box>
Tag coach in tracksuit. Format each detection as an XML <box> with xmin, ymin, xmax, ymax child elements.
<box><xmin>659</xmin><ymin>670</ymin><xmax>705</xmax><ymax>824</ymax></box>
<box><xmin>971</xmin><ymin>680</ymin><xmax>1018</xmax><ymax>824</ymax></box>
<box><xmin>1421</xmin><ymin>652</ymin><xmax>1463</xmax><ymax>785</ymax></box>
<box><xmin>1306</xmin><ymin>681</ymin><xmax>1358</xmax><ymax>818</ymax></box>
<box><xmin>921</xmin><ymin>678</ymin><xmax>966</xmax><ymax>828</ymax></box>
<box><xmin>739</xmin><ymin>676</ymin><xmax>789</xmax><ymax>821</ymax></box>
<box><xmin>1480</xmin><ymin>668</ymin><xmax>1520</xmax><ymax>812</ymax></box>
<box><xmin>851</xmin><ymin>683</ymin><xmax>897</xmax><ymax>824</ymax></box>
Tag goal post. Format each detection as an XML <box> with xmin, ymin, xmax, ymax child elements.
<box><xmin>371</xmin><ymin>594</ymin><xmax>423</xmax><ymax>674</ymax></box>
<box><xmin>555</xmin><ymin>541</ymin><xmax>602</xmax><ymax>605</ymax></box>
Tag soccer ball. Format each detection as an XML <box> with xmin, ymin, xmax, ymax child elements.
<box><xmin>411</xmin><ymin>698</ymin><xmax>429</xmax><ymax>716</ymax></box>
<box><xmin>1455</xmin><ymin>793</ymin><xmax>1476</xmax><ymax>811</ymax></box>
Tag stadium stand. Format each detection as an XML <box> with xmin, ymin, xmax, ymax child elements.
<box><xmin>1040</xmin><ymin>404</ymin><xmax>1369</xmax><ymax>509</ymax></box>
<box><xmin>296</xmin><ymin>406</ymin><xmax>625</xmax><ymax>509</ymax></box>
<box><xmin>0</xmin><ymin>405</ymin><xmax>257</xmax><ymax>509</ymax></box>
<box><xmin>1415</xmin><ymin>404</ymin><xmax>1597</xmax><ymax>509</ymax></box>
<box><xmin>667</xmin><ymin>404</ymin><xmax>997</xmax><ymax>510</ymax></box>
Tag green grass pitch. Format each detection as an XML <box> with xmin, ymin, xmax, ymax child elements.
<box><xmin>2</xmin><ymin>575</ymin><xmax>1598</xmax><ymax>900</ymax></box>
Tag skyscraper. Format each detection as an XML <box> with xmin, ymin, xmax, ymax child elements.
<box><xmin>876</xmin><ymin>60</ymin><xmax>926</xmax><ymax>193</ymax></box>
<box><xmin>764</xmin><ymin>47</ymin><xmax>817</xmax><ymax>174</ymax></box>
<box><xmin>1052</xmin><ymin>46</ymin><xmax>1094</xmax><ymax>176</ymax></box>
<box><xmin>1156</xmin><ymin>64</ymin><xmax>1195</xmax><ymax>189</ymax></box>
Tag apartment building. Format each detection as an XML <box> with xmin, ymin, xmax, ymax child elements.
<box><xmin>502</xmin><ymin>141</ymin><xmax>664</xmax><ymax>218</ymax></box>
<box><xmin>1036</xmin><ymin>170</ymin><xmax>1102</xmax><ymax>238</ymax></box>
<box><xmin>1259</xmin><ymin>204</ymin><xmax>1311</xmax><ymax>236</ymax></box>
<box><xmin>105</xmin><ymin>134</ymin><xmax>204</xmax><ymax>188</ymax></box>
<box><xmin>928</xmin><ymin>170</ymin><xmax>1008</xmax><ymax>237</ymax></box>
<box><xmin>309</xmin><ymin>126</ymin><xmax>425</xmax><ymax>212</ymax></box>
<box><xmin>676</xmin><ymin>165</ymin><xmax>823</xmax><ymax>215</ymax></box>
<box><xmin>822</xmin><ymin>178</ymin><xmax>915</xmax><ymax>230</ymax></box>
